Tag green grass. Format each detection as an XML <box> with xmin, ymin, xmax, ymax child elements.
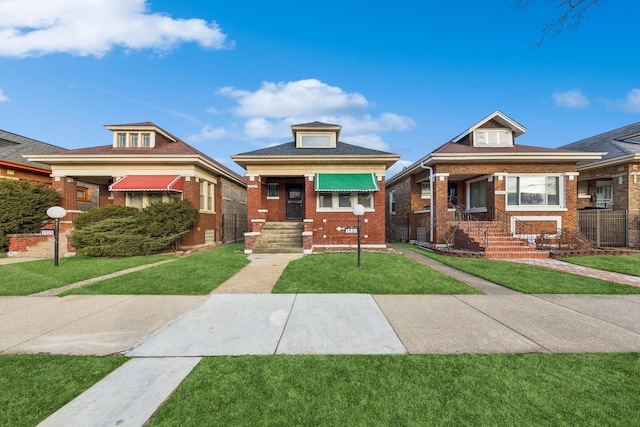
<box><xmin>399</xmin><ymin>243</ymin><xmax>640</xmax><ymax>294</ymax></box>
<box><xmin>0</xmin><ymin>355</ymin><xmax>127</xmax><ymax>427</ymax></box>
<box><xmin>0</xmin><ymin>252</ymin><xmax>7</xmax><ymax>259</ymax></box>
<box><xmin>559</xmin><ymin>254</ymin><xmax>640</xmax><ymax>276</ymax></box>
<box><xmin>0</xmin><ymin>254</ymin><xmax>176</xmax><ymax>295</ymax></box>
<box><xmin>148</xmin><ymin>353</ymin><xmax>640</xmax><ymax>426</ymax></box>
<box><xmin>61</xmin><ymin>244</ymin><xmax>249</xmax><ymax>295</ymax></box>
<box><xmin>272</xmin><ymin>251</ymin><xmax>480</xmax><ymax>294</ymax></box>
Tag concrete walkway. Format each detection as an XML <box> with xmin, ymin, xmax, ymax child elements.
<box><xmin>1</xmin><ymin>250</ymin><xmax>637</xmax><ymax>426</ymax></box>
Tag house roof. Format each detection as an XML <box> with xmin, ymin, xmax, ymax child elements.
<box><xmin>26</xmin><ymin>122</ymin><xmax>245</xmax><ymax>186</ymax></box>
<box><xmin>232</xmin><ymin>140</ymin><xmax>400</xmax><ymax>169</ymax></box>
<box><xmin>386</xmin><ymin>112</ymin><xmax>604</xmax><ymax>186</ymax></box>
<box><xmin>558</xmin><ymin>121</ymin><xmax>640</xmax><ymax>169</ymax></box>
<box><xmin>0</xmin><ymin>129</ymin><xmax>66</xmax><ymax>169</ymax></box>
<box><xmin>451</xmin><ymin>110</ymin><xmax>526</xmax><ymax>142</ymax></box>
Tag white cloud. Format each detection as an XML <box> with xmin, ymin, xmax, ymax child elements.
<box><xmin>217</xmin><ymin>79</ymin><xmax>370</xmax><ymax>118</ymax></box>
<box><xmin>610</xmin><ymin>88</ymin><xmax>640</xmax><ymax>113</ymax></box>
<box><xmin>0</xmin><ymin>0</ymin><xmax>230</xmax><ymax>58</ymax></box>
<box><xmin>552</xmin><ymin>89</ymin><xmax>590</xmax><ymax>109</ymax></box>
<box><xmin>215</xmin><ymin>79</ymin><xmax>414</xmax><ymax>149</ymax></box>
<box><xmin>188</xmin><ymin>125</ymin><xmax>227</xmax><ymax>142</ymax></box>
<box><xmin>0</xmin><ymin>89</ymin><xmax>8</xmax><ymax>102</ymax></box>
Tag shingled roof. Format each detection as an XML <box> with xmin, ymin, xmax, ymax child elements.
<box><xmin>0</xmin><ymin>129</ymin><xmax>66</xmax><ymax>169</ymax></box>
<box><xmin>234</xmin><ymin>140</ymin><xmax>396</xmax><ymax>157</ymax></box>
<box><xmin>558</xmin><ymin>121</ymin><xmax>640</xmax><ymax>165</ymax></box>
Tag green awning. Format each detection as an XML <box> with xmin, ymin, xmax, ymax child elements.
<box><xmin>314</xmin><ymin>173</ymin><xmax>379</xmax><ymax>192</ymax></box>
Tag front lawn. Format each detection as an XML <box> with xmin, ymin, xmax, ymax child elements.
<box><xmin>272</xmin><ymin>251</ymin><xmax>480</xmax><ymax>294</ymax></box>
<box><xmin>0</xmin><ymin>254</ymin><xmax>176</xmax><ymax>296</ymax></box>
<box><xmin>61</xmin><ymin>244</ymin><xmax>249</xmax><ymax>295</ymax></box>
<box><xmin>559</xmin><ymin>254</ymin><xmax>640</xmax><ymax>277</ymax></box>
<box><xmin>148</xmin><ymin>353</ymin><xmax>640</xmax><ymax>426</ymax></box>
<box><xmin>399</xmin><ymin>244</ymin><xmax>640</xmax><ymax>294</ymax></box>
<box><xmin>0</xmin><ymin>355</ymin><xmax>126</xmax><ymax>427</ymax></box>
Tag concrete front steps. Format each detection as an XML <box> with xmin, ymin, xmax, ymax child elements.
<box><xmin>252</xmin><ymin>222</ymin><xmax>304</xmax><ymax>254</ymax></box>
<box><xmin>456</xmin><ymin>221</ymin><xmax>549</xmax><ymax>259</ymax></box>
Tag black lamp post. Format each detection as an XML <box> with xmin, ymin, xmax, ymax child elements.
<box><xmin>353</xmin><ymin>204</ymin><xmax>365</xmax><ymax>267</ymax></box>
<box><xmin>46</xmin><ymin>206</ymin><xmax>67</xmax><ymax>267</ymax></box>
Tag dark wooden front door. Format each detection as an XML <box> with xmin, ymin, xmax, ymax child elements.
<box><xmin>286</xmin><ymin>185</ymin><xmax>303</xmax><ymax>220</ymax></box>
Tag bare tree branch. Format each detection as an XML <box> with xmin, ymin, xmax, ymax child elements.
<box><xmin>515</xmin><ymin>0</ymin><xmax>601</xmax><ymax>47</ymax></box>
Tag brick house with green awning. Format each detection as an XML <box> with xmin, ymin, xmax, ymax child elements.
<box><xmin>231</xmin><ymin>121</ymin><xmax>400</xmax><ymax>254</ymax></box>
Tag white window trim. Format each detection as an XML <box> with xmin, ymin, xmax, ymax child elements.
<box><xmin>473</xmin><ymin>128</ymin><xmax>513</xmax><ymax>147</ymax></box>
<box><xmin>316</xmin><ymin>191</ymin><xmax>375</xmax><ymax>212</ymax></box>
<box><xmin>577</xmin><ymin>181</ymin><xmax>591</xmax><ymax>199</ymax></box>
<box><xmin>126</xmin><ymin>192</ymin><xmax>171</xmax><ymax>209</ymax></box>
<box><xmin>267</xmin><ymin>183</ymin><xmax>279</xmax><ymax>199</ymax></box>
<box><xmin>112</xmin><ymin>131</ymin><xmax>156</xmax><ymax>148</ymax></box>
<box><xmin>466</xmin><ymin>176</ymin><xmax>489</xmax><ymax>213</ymax></box>
<box><xmin>296</xmin><ymin>132</ymin><xmax>336</xmax><ymax>149</ymax></box>
<box><xmin>199</xmin><ymin>180</ymin><xmax>215</xmax><ymax>212</ymax></box>
<box><xmin>505</xmin><ymin>174</ymin><xmax>566</xmax><ymax>211</ymax></box>
<box><xmin>389</xmin><ymin>190</ymin><xmax>396</xmax><ymax>215</ymax></box>
<box><xmin>420</xmin><ymin>181</ymin><xmax>431</xmax><ymax>199</ymax></box>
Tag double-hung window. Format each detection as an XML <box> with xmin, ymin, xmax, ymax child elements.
<box><xmin>507</xmin><ymin>176</ymin><xmax>562</xmax><ymax>208</ymax></box>
<box><xmin>317</xmin><ymin>192</ymin><xmax>374</xmax><ymax>211</ymax></box>
<box><xmin>199</xmin><ymin>180</ymin><xmax>215</xmax><ymax>211</ymax></box>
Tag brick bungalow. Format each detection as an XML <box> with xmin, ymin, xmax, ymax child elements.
<box><xmin>385</xmin><ymin>111</ymin><xmax>602</xmax><ymax>258</ymax></box>
<box><xmin>231</xmin><ymin>121</ymin><xmax>400</xmax><ymax>254</ymax></box>
<box><xmin>26</xmin><ymin>122</ymin><xmax>246</xmax><ymax>250</ymax></box>
<box><xmin>559</xmin><ymin>121</ymin><xmax>640</xmax><ymax>246</ymax></box>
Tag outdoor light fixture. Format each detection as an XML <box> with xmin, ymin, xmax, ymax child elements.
<box><xmin>46</xmin><ymin>206</ymin><xmax>67</xmax><ymax>267</ymax></box>
<box><xmin>353</xmin><ymin>203</ymin><xmax>365</xmax><ymax>267</ymax></box>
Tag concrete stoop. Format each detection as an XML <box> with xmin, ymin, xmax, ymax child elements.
<box><xmin>252</xmin><ymin>222</ymin><xmax>304</xmax><ymax>254</ymax></box>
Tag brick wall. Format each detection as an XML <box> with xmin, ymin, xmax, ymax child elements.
<box><xmin>8</xmin><ymin>222</ymin><xmax>75</xmax><ymax>258</ymax></box>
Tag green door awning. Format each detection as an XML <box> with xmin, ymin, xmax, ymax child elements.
<box><xmin>314</xmin><ymin>173</ymin><xmax>379</xmax><ymax>192</ymax></box>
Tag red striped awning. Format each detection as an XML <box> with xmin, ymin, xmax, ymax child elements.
<box><xmin>108</xmin><ymin>175</ymin><xmax>183</xmax><ymax>192</ymax></box>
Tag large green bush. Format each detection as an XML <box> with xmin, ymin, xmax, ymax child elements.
<box><xmin>0</xmin><ymin>180</ymin><xmax>60</xmax><ymax>250</ymax></box>
<box><xmin>72</xmin><ymin>198</ymin><xmax>200</xmax><ymax>256</ymax></box>
<box><xmin>73</xmin><ymin>205</ymin><xmax>139</xmax><ymax>229</ymax></box>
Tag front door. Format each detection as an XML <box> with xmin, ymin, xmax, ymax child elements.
<box><xmin>286</xmin><ymin>185</ymin><xmax>303</xmax><ymax>220</ymax></box>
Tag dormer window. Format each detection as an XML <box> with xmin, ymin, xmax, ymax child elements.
<box><xmin>297</xmin><ymin>132</ymin><xmax>335</xmax><ymax>148</ymax></box>
<box><xmin>112</xmin><ymin>131</ymin><xmax>156</xmax><ymax>148</ymax></box>
<box><xmin>473</xmin><ymin>129</ymin><xmax>513</xmax><ymax>147</ymax></box>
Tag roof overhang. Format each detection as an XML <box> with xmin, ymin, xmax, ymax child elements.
<box><xmin>25</xmin><ymin>154</ymin><xmax>246</xmax><ymax>187</ymax></box>
<box><xmin>231</xmin><ymin>154</ymin><xmax>400</xmax><ymax>169</ymax></box>
<box><xmin>108</xmin><ymin>175</ymin><xmax>183</xmax><ymax>192</ymax></box>
<box><xmin>387</xmin><ymin>151</ymin><xmax>605</xmax><ymax>186</ymax></box>
<box><xmin>576</xmin><ymin>153</ymin><xmax>640</xmax><ymax>171</ymax></box>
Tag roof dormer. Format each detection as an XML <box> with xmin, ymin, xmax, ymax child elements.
<box><xmin>105</xmin><ymin>122</ymin><xmax>176</xmax><ymax>149</ymax></box>
<box><xmin>452</xmin><ymin>111</ymin><xmax>525</xmax><ymax>148</ymax></box>
<box><xmin>291</xmin><ymin>121</ymin><xmax>341</xmax><ymax>149</ymax></box>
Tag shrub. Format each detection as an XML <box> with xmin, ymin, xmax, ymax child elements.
<box><xmin>74</xmin><ymin>205</ymin><xmax>139</xmax><ymax>229</ymax></box>
<box><xmin>0</xmin><ymin>180</ymin><xmax>59</xmax><ymax>250</ymax></box>
<box><xmin>72</xmin><ymin>198</ymin><xmax>200</xmax><ymax>256</ymax></box>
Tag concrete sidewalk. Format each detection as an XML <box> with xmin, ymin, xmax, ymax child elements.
<box><xmin>2</xmin><ymin>250</ymin><xmax>639</xmax><ymax>426</ymax></box>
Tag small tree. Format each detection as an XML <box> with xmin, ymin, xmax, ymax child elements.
<box><xmin>74</xmin><ymin>205</ymin><xmax>140</xmax><ymax>229</ymax></box>
<box><xmin>0</xmin><ymin>180</ymin><xmax>60</xmax><ymax>250</ymax></box>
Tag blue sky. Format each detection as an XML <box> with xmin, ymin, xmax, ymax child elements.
<box><xmin>1</xmin><ymin>0</ymin><xmax>638</xmax><ymax>177</ymax></box>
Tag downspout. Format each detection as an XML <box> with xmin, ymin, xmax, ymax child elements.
<box><xmin>419</xmin><ymin>162</ymin><xmax>434</xmax><ymax>243</ymax></box>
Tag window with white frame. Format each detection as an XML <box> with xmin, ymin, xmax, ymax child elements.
<box><xmin>117</xmin><ymin>133</ymin><xmax>127</xmax><ymax>147</ymax></box>
<box><xmin>317</xmin><ymin>191</ymin><xmax>374</xmax><ymax>211</ymax></box>
<box><xmin>420</xmin><ymin>181</ymin><xmax>431</xmax><ymax>199</ymax></box>
<box><xmin>112</xmin><ymin>131</ymin><xmax>155</xmax><ymax>148</ymax></box>
<box><xmin>126</xmin><ymin>192</ymin><xmax>169</xmax><ymax>209</ymax></box>
<box><xmin>473</xmin><ymin>129</ymin><xmax>513</xmax><ymax>147</ymax></box>
<box><xmin>467</xmin><ymin>178</ymin><xmax>487</xmax><ymax>211</ymax></box>
<box><xmin>267</xmin><ymin>183</ymin><xmax>279</xmax><ymax>198</ymax></box>
<box><xmin>296</xmin><ymin>132</ymin><xmax>335</xmax><ymax>148</ymax></box>
<box><xmin>507</xmin><ymin>176</ymin><xmax>562</xmax><ymax>207</ymax></box>
<box><xmin>595</xmin><ymin>181</ymin><xmax>613</xmax><ymax>208</ymax></box>
<box><xmin>577</xmin><ymin>181</ymin><xmax>590</xmax><ymax>198</ymax></box>
<box><xmin>389</xmin><ymin>190</ymin><xmax>396</xmax><ymax>214</ymax></box>
<box><xmin>199</xmin><ymin>180</ymin><xmax>215</xmax><ymax>211</ymax></box>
